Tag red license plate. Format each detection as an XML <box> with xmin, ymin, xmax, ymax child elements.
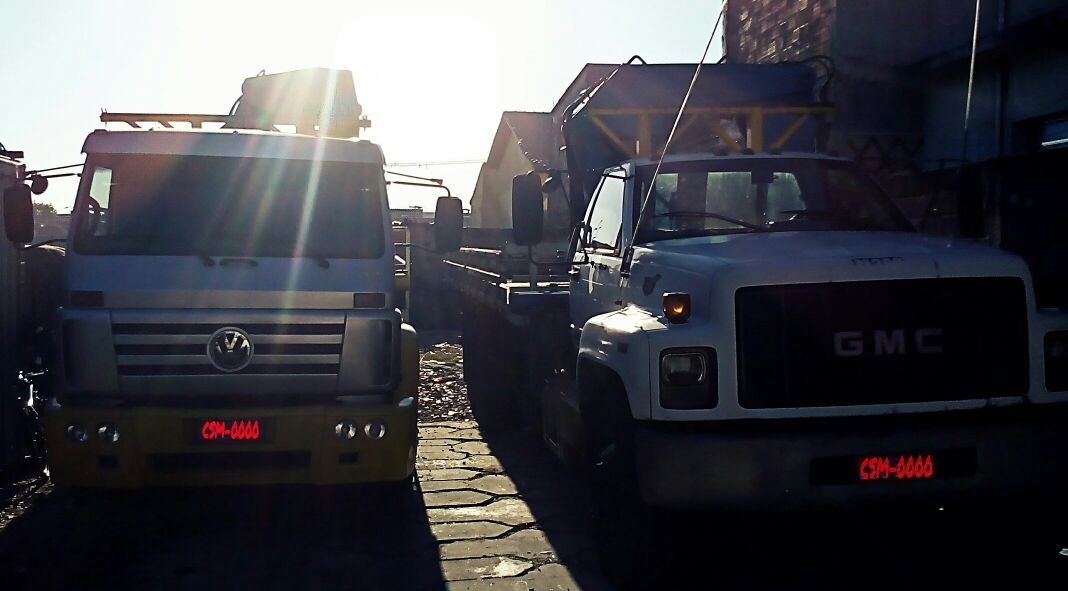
<box><xmin>858</xmin><ymin>453</ymin><xmax>935</xmax><ymax>481</ymax></box>
<box><xmin>196</xmin><ymin>419</ymin><xmax>264</xmax><ymax>442</ymax></box>
<box><xmin>810</xmin><ymin>449</ymin><xmax>975</xmax><ymax>485</ymax></box>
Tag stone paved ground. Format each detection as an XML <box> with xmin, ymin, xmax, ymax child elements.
<box><xmin>413</xmin><ymin>332</ymin><xmax>607</xmax><ymax>589</ymax></box>
<box><xmin>416</xmin><ymin>420</ymin><xmax>607</xmax><ymax>590</ymax></box>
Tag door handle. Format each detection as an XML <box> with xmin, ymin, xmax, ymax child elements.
<box><xmin>567</xmin><ymin>267</ymin><xmax>581</xmax><ymax>280</ymax></box>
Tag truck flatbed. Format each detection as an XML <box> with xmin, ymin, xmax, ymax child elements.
<box><xmin>442</xmin><ymin>257</ymin><xmax>568</xmax><ymax>317</ymax></box>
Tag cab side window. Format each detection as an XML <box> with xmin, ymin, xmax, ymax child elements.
<box><xmin>86</xmin><ymin>166</ymin><xmax>113</xmax><ymax>236</ymax></box>
<box><xmin>585</xmin><ymin>169</ymin><xmax>626</xmax><ymax>253</ymax></box>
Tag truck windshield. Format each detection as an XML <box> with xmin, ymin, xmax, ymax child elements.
<box><xmin>72</xmin><ymin>154</ymin><xmax>385</xmax><ymax>258</ymax></box>
<box><xmin>634</xmin><ymin>159</ymin><xmax>912</xmax><ymax>243</ymax></box>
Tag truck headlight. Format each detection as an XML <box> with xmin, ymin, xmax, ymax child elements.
<box><xmin>1046</xmin><ymin>331</ymin><xmax>1068</xmax><ymax>392</ymax></box>
<box><xmin>335</xmin><ymin>420</ymin><xmax>359</xmax><ymax>440</ymax></box>
<box><xmin>364</xmin><ymin>419</ymin><xmax>387</xmax><ymax>440</ymax></box>
<box><xmin>65</xmin><ymin>423</ymin><xmax>90</xmax><ymax>443</ymax></box>
<box><xmin>96</xmin><ymin>423</ymin><xmax>120</xmax><ymax>443</ymax></box>
<box><xmin>659</xmin><ymin>348</ymin><xmax>717</xmax><ymax>409</ymax></box>
<box><xmin>662</xmin><ymin>352</ymin><xmax>707</xmax><ymax>386</ymax></box>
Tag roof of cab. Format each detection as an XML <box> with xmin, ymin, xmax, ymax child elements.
<box><xmin>82</xmin><ymin>128</ymin><xmax>386</xmax><ymax>164</ymax></box>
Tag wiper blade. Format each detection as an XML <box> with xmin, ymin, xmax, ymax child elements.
<box><xmin>198</xmin><ymin>254</ymin><xmax>216</xmax><ymax>267</ymax></box>
<box><xmin>650</xmin><ymin>211</ymin><xmax>769</xmax><ymax>232</ymax></box>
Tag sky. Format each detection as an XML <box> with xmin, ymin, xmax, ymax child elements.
<box><xmin>1</xmin><ymin>0</ymin><xmax>724</xmax><ymax>213</ymax></box>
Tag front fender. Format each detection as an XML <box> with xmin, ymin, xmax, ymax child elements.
<box><xmin>577</xmin><ymin>307</ymin><xmax>657</xmax><ymax>419</ymax></box>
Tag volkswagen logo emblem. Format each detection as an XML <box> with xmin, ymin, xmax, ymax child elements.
<box><xmin>207</xmin><ymin>327</ymin><xmax>254</xmax><ymax>373</ymax></box>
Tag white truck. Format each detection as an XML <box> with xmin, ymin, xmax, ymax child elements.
<box><xmin>437</xmin><ymin>62</ymin><xmax>1068</xmax><ymax>582</ymax></box>
<box><xmin>45</xmin><ymin>69</ymin><xmax>421</xmax><ymax>490</ymax></box>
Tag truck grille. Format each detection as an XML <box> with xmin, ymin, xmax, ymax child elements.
<box><xmin>113</xmin><ymin>322</ymin><xmax>344</xmax><ymax>376</ymax></box>
<box><xmin>735</xmin><ymin>278</ymin><xmax>1029</xmax><ymax>409</ymax></box>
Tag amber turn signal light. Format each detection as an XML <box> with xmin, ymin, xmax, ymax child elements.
<box><xmin>663</xmin><ymin>292</ymin><xmax>691</xmax><ymax>324</ymax></box>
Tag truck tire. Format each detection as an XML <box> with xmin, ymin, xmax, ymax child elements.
<box><xmin>587</xmin><ymin>384</ymin><xmax>656</xmax><ymax>588</ymax></box>
<box><xmin>461</xmin><ymin>304</ymin><xmax>515</xmax><ymax>427</ymax></box>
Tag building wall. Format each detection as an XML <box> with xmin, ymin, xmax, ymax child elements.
<box><xmin>834</xmin><ymin>1</ymin><xmax>1000</xmax><ymax>67</ymax></box>
<box><xmin>726</xmin><ymin>0</ymin><xmax>1068</xmax><ymax>160</ymax></box>
<box><xmin>470</xmin><ymin>121</ymin><xmax>571</xmax><ymax>231</ymax></box>
<box><xmin>724</xmin><ymin>0</ymin><xmax>925</xmax><ymax>138</ymax></box>
<box><xmin>724</xmin><ymin>0</ymin><xmax>835</xmax><ymax>64</ymax></box>
<box><xmin>470</xmin><ymin>136</ymin><xmax>532</xmax><ymax>228</ymax></box>
<box><xmin>923</xmin><ymin>46</ymin><xmax>1068</xmax><ymax>165</ymax></box>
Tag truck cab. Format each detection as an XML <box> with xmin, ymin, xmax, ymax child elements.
<box><xmin>45</xmin><ymin>70</ymin><xmax>419</xmax><ymax>489</ymax></box>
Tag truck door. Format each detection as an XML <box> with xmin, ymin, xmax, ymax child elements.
<box><xmin>570</xmin><ymin>167</ymin><xmax>628</xmax><ymax>331</ymax></box>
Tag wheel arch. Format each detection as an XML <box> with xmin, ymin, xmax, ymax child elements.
<box><xmin>577</xmin><ymin>354</ymin><xmax>633</xmax><ymax>420</ymax></box>
<box><xmin>576</xmin><ymin>310</ymin><xmax>653</xmax><ymax>420</ymax></box>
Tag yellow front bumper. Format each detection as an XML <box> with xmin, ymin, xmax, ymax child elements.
<box><xmin>44</xmin><ymin>399</ymin><xmax>417</xmax><ymax>488</ymax></box>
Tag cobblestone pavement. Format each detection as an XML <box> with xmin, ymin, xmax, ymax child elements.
<box><xmin>416</xmin><ymin>419</ymin><xmax>607</xmax><ymax>590</ymax></box>
<box><xmin>417</xmin><ymin>332</ymin><xmax>607</xmax><ymax>589</ymax></box>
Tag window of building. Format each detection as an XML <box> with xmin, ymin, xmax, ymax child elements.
<box><xmin>1040</xmin><ymin>118</ymin><xmax>1068</xmax><ymax>149</ymax></box>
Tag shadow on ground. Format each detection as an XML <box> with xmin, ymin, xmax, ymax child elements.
<box><xmin>457</xmin><ymin>331</ymin><xmax>1068</xmax><ymax>591</ymax></box>
<box><xmin>473</xmin><ymin>417</ymin><xmax>1068</xmax><ymax>589</ymax></box>
<box><xmin>0</xmin><ymin>483</ymin><xmax>445</xmax><ymax>590</ymax></box>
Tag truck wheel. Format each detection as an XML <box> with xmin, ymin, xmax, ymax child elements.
<box><xmin>462</xmin><ymin>306</ymin><xmax>516</xmax><ymax>427</ymax></box>
<box><xmin>588</xmin><ymin>395</ymin><xmax>656</xmax><ymax>587</ymax></box>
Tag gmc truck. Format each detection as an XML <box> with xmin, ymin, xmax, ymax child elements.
<box><xmin>44</xmin><ymin>69</ymin><xmax>420</xmax><ymax>490</ymax></box>
<box><xmin>436</xmin><ymin>62</ymin><xmax>1068</xmax><ymax>582</ymax></box>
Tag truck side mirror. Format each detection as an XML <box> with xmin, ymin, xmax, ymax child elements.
<box><xmin>3</xmin><ymin>183</ymin><xmax>34</xmax><ymax>244</ymax></box>
<box><xmin>433</xmin><ymin>196</ymin><xmax>463</xmax><ymax>252</ymax></box>
<box><xmin>29</xmin><ymin>175</ymin><xmax>49</xmax><ymax>195</ymax></box>
<box><xmin>511</xmin><ymin>172</ymin><xmax>544</xmax><ymax>246</ymax></box>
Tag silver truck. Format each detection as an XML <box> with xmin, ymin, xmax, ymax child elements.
<box><xmin>45</xmin><ymin>69</ymin><xmax>420</xmax><ymax>490</ymax></box>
